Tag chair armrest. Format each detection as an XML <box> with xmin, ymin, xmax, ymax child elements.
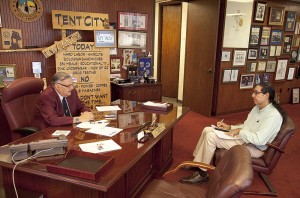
<box><xmin>13</xmin><ymin>127</ymin><xmax>39</xmax><ymax>136</ymax></box>
<box><xmin>266</xmin><ymin>143</ymin><xmax>285</xmax><ymax>153</ymax></box>
<box><xmin>162</xmin><ymin>161</ymin><xmax>216</xmax><ymax>178</ymax></box>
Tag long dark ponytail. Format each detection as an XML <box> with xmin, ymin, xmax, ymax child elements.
<box><xmin>258</xmin><ymin>82</ymin><xmax>287</xmax><ymax>121</ymax></box>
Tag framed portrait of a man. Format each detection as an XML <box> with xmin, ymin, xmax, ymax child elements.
<box><xmin>275</xmin><ymin>59</ymin><xmax>288</xmax><ymax>81</ymax></box>
<box><xmin>285</xmin><ymin>11</ymin><xmax>296</xmax><ymax>32</ymax></box>
<box><xmin>254</xmin><ymin>2</ymin><xmax>267</xmax><ymax>22</ymax></box>
<box><xmin>249</xmin><ymin>26</ymin><xmax>261</xmax><ymax>47</ymax></box>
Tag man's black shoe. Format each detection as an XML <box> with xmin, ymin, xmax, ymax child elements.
<box><xmin>180</xmin><ymin>171</ymin><xmax>209</xmax><ymax>184</ymax></box>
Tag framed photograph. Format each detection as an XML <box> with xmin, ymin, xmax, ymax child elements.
<box><xmin>0</xmin><ymin>64</ymin><xmax>16</xmax><ymax>88</ymax></box>
<box><xmin>246</xmin><ymin>62</ymin><xmax>257</xmax><ymax>72</ymax></box>
<box><xmin>258</xmin><ymin>46</ymin><xmax>269</xmax><ymax>59</ymax></box>
<box><xmin>275</xmin><ymin>59</ymin><xmax>288</xmax><ymax>81</ymax></box>
<box><xmin>221</xmin><ymin>51</ymin><xmax>231</xmax><ymax>61</ymax></box>
<box><xmin>269</xmin><ymin>7</ymin><xmax>285</xmax><ymax>26</ymax></box>
<box><xmin>292</xmin><ymin>88</ymin><xmax>299</xmax><ymax>104</ymax></box>
<box><xmin>270</xmin><ymin>29</ymin><xmax>283</xmax><ymax>45</ymax></box>
<box><xmin>138</xmin><ymin>57</ymin><xmax>152</xmax><ymax>77</ymax></box>
<box><xmin>222</xmin><ymin>0</ymin><xmax>253</xmax><ymax>48</ymax></box>
<box><xmin>240</xmin><ymin>74</ymin><xmax>255</xmax><ymax>89</ymax></box>
<box><xmin>254</xmin><ymin>1</ymin><xmax>267</xmax><ymax>22</ymax></box>
<box><xmin>233</xmin><ymin>50</ymin><xmax>247</xmax><ymax>66</ymax></box>
<box><xmin>110</xmin><ymin>57</ymin><xmax>122</xmax><ymax>73</ymax></box>
<box><xmin>257</xmin><ymin>61</ymin><xmax>266</xmax><ymax>71</ymax></box>
<box><xmin>248</xmin><ymin>49</ymin><xmax>258</xmax><ymax>60</ymax></box>
<box><xmin>285</xmin><ymin>11</ymin><xmax>296</xmax><ymax>32</ymax></box>
<box><xmin>118</xmin><ymin>12</ymin><xmax>148</xmax><ymax>31</ymax></box>
<box><xmin>295</xmin><ymin>21</ymin><xmax>300</xmax><ymax>34</ymax></box>
<box><xmin>260</xmin><ymin>26</ymin><xmax>271</xmax><ymax>46</ymax></box>
<box><xmin>118</xmin><ymin>31</ymin><xmax>147</xmax><ymax>49</ymax></box>
<box><xmin>287</xmin><ymin>67</ymin><xmax>295</xmax><ymax>80</ymax></box>
<box><xmin>266</xmin><ymin>61</ymin><xmax>277</xmax><ymax>72</ymax></box>
<box><xmin>269</xmin><ymin>46</ymin><xmax>276</xmax><ymax>57</ymax></box>
<box><xmin>94</xmin><ymin>30</ymin><xmax>116</xmax><ymax>48</ymax></box>
<box><xmin>292</xmin><ymin>36</ymin><xmax>300</xmax><ymax>47</ymax></box>
<box><xmin>249</xmin><ymin>26</ymin><xmax>261</xmax><ymax>47</ymax></box>
<box><xmin>275</xmin><ymin>45</ymin><xmax>282</xmax><ymax>56</ymax></box>
<box><xmin>255</xmin><ymin>73</ymin><xmax>263</xmax><ymax>85</ymax></box>
<box><xmin>297</xmin><ymin>48</ymin><xmax>300</xmax><ymax>62</ymax></box>
<box><xmin>222</xmin><ymin>68</ymin><xmax>239</xmax><ymax>83</ymax></box>
<box><xmin>282</xmin><ymin>35</ymin><xmax>293</xmax><ymax>54</ymax></box>
<box><xmin>0</xmin><ymin>14</ymin><xmax>2</xmax><ymax>28</ymax></box>
<box><xmin>290</xmin><ymin>50</ymin><xmax>298</xmax><ymax>63</ymax></box>
<box><xmin>263</xmin><ymin>73</ymin><xmax>271</xmax><ymax>82</ymax></box>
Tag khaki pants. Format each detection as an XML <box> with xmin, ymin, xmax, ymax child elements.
<box><xmin>193</xmin><ymin>127</ymin><xmax>264</xmax><ymax>170</ymax></box>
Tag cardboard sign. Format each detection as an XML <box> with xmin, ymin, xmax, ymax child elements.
<box><xmin>56</xmin><ymin>42</ymin><xmax>111</xmax><ymax>110</ymax></box>
<box><xmin>1</xmin><ymin>28</ymin><xmax>23</xmax><ymax>49</ymax></box>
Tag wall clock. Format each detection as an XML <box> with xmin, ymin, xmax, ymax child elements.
<box><xmin>10</xmin><ymin>0</ymin><xmax>43</xmax><ymax>22</ymax></box>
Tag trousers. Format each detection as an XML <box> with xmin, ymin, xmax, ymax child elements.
<box><xmin>193</xmin><ymin>127</ymin><xmax>264</xmax><ymax>170</ymax></box>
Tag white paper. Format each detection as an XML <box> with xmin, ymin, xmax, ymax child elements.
<box><xmin>86</xmin><ymin>126</ymin><xmax>123</xmax><ymax>137</ymax></box>
<box><xmin>76</xmin><ymin>121</ymin><xmax>108</xmax><ymax>129</ymax></box>
<box><xmin>79</xmin><ymin>139</ymin><xmax>122</xmax><ymax>154</ymax></box>
<box><xmin>213</xmin><ymin>129</ymin><xmax>241</xmax><ymax>140</ymax></box>
<box><xmin>52</xmin><ymin>130</ymin><xmax>71</xmax><ymax>137</ymax></box>
<box><xmin>96</xmin><ymin>105</ymin><xmax>121</xmax><ymax>112</ymax></box>
<box><xmin>143</xmin><ymin>101</ymin><xmax>168</xmax><ymax>107</ymax></box>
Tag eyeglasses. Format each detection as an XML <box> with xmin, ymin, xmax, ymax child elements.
<box><xmin>253</xmin><ymin>90</ymin><xmax>263</xmax><ymax>95</ymax></box>
<box><xmin>56</xmin><ymin>83</ymin><xmax>74</xmax><ymax>88</ymax></box>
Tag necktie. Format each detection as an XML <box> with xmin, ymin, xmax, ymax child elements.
<box><xmin>62</xmin><ymin>97</ymin><xmax>71</xmax><ymax>116</ymax></box>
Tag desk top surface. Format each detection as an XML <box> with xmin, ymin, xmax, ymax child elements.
<box><xmin>0</xmin><ymin>100</ymin><xmax>189</xmax><ymax>191</ymax></box>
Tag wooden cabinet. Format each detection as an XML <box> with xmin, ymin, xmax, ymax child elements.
<box><xmin>111</xmin><ymin>82</ymin><xmax>162</xmax><ymax>102</ymax></box>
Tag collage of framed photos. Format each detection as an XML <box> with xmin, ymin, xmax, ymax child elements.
<box><xmin>221</xmin><ymin>1</ymin><xmax>300</xmax><ymax>92</ymax></box>
<box><xmin>106</xmin><ymin>11</ymin><xmax>149</xmax><ymax>78</ymax></box>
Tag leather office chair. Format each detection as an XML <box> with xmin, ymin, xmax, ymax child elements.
<box><xmin>214</xmin><ymin>116</ymin><xmax>296</xmax><ymax>196</ymax></box>
<box><xmin>1</xmin><ymin>77</ymin><xmax>44</xmax><ymax>141</ymax></box>
<box><xmin>140</xmin><ymin>145</ymin><xmax>253</xmax><ymax>198</ymax></box>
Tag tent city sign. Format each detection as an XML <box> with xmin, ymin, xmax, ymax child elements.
<box><xmin>10</xmin><ymin>0</ymin><xmax>43</xmax><ymax>22</ymax></box>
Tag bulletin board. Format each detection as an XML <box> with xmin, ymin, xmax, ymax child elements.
<box><xmin>0</xmin><ymin>64</ymin><xmax>16</xmax><ymax>88</ymax></box>
<box><xmin>55</xmin><ymin>42</ymin><xmax>111</xmax><ymax>110</ymax></box>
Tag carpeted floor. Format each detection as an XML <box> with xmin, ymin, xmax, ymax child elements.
<box><xmin>170</xmin><ymin>104</ymin><xmax>300</xmax><ymax>198</ymax></box>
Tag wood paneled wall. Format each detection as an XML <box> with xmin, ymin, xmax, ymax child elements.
<box><xmin>216</xmin><ymin>0</ymin><xmax>300</xmax><ymax>115</ymax></box>
<box><xmin>0</xmin><ymin>0</ymin><xmax>154</xmax><ymax>85</ymax></box>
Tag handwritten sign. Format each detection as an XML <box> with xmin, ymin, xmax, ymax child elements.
<box><xmin>52</xmin><ymin>10</ymin><xmax>109</xmax><ymax>30</ymax></box>
<box><xmin>56</xmin><ymin>42</ymin><xmax>110</xmax><ymax>110</ymax></box>
<box><xmin>42</xmin><ymin>31</ymin><xmax>81</xmax><ymax>58</ymax></box>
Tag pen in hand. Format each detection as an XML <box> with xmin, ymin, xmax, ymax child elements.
<box><xmin>217</xmin><ymin>119</ymin><xmax>224</xmax><ymax>127</ymax></box>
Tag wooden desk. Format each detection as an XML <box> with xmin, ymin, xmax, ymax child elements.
<box><xmin>111</xmin><ymin>82</ymin><xmax>162</xmax><ymax>102</ymax></box>
<box><xmin>0</xmin><ymin>101</ymin><xmax>188</xmax><ymax>198</ymax></box>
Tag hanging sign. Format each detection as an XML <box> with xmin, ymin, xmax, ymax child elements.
<box><xmin>52</xmin><ymin>10</ymin><xmax>109</xmax><ymax>30</ymax></box>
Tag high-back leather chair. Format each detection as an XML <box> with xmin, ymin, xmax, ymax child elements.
<box><xmin>141</xmin><ymin>145</ymin><xmax>253</xmax><ymax>198</ymax></box>
<box><xmin>1</xmin><ymin>77</ymin><xmax>44</xmax><ymax>141</ymax></box>
<box><xmin>214</xmin><ymin>116</ymin><xmax>296</xmax><ymax>196</ymax></box>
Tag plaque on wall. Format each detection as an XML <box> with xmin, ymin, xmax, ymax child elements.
<box><xmin>9</xmin><ymin>0</ymin><xmax>43</xmax><ymax>22</ymax></box>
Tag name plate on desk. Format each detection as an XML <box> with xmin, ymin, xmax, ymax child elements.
<box><xmin>147</xmin><ymin>123</ymin><xmax>165</xmax><ymax>138</ymax></box>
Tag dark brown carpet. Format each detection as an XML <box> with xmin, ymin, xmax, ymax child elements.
<box><xmin>171</xmin><ymin>104</ymin><xmax>300</xmax><ymax>198</ymax></box>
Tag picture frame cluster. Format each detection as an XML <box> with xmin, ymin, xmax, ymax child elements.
<box><xmin>221</xmin><ymin>0</ymin><xmax>300</xmax><ymax>92</ymax></box>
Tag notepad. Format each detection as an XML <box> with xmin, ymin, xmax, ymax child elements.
<box><xmin>213</xmin><ymin>129</ymin><xmax>241</xmax><ymax>140</ymax></box>
<box><xmin>52</xmin><ymin>130</ymin><xmax>71</xmax><ymax>137</ymax></box>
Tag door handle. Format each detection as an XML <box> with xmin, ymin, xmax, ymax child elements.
<box><xmin>208</xmin><ymin>68</ymin><xmax>213</xmax><ymax>73</ymax></box>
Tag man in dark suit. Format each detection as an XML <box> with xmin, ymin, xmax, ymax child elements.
<box><xmin>32</xmin><ymin>72</ymin><xmax>94</xmax><ymax>130</ymax></box>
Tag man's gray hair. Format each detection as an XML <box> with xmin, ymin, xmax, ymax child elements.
<box><xmin>52</xmin><ymin>72</ymin><xmax>72</xmax><ymax>85</ymax></box>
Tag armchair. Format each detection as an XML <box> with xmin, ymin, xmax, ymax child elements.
<box><xmin>214</xmin><ymin>116</ymin><xmax>296</xmax><ymax>196</ymax></box>
<box><xmin>141</xmin><ymin>145</ymin><xmax>253</xmax><ymax>198</ymax></box>
<box><xmin>1</xmin><ymin>77</ymin><xmax>44</xmax><ymax>140</ymax></box>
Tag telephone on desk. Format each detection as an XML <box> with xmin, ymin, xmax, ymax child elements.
<box><xmin>9</xmin><ymin>135</ymin><xmax>68</xmax><ymax>161</ymax></box>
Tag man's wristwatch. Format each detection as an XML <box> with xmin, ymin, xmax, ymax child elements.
<box><xmin>74</xmin><ymin>117</ymin><xmax>80</xmax><ymax>123</ymax></box>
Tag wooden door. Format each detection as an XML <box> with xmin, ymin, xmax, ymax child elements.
<box><xmin>160</xmin><ymin>5</ymin><xmax>181</xmax><ymax>98</ymax></box>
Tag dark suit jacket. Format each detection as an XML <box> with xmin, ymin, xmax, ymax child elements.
<box><xmin>32</xmin><ymin>86</ymin><xmax>90</xmax><ymax>130</ymax></box>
